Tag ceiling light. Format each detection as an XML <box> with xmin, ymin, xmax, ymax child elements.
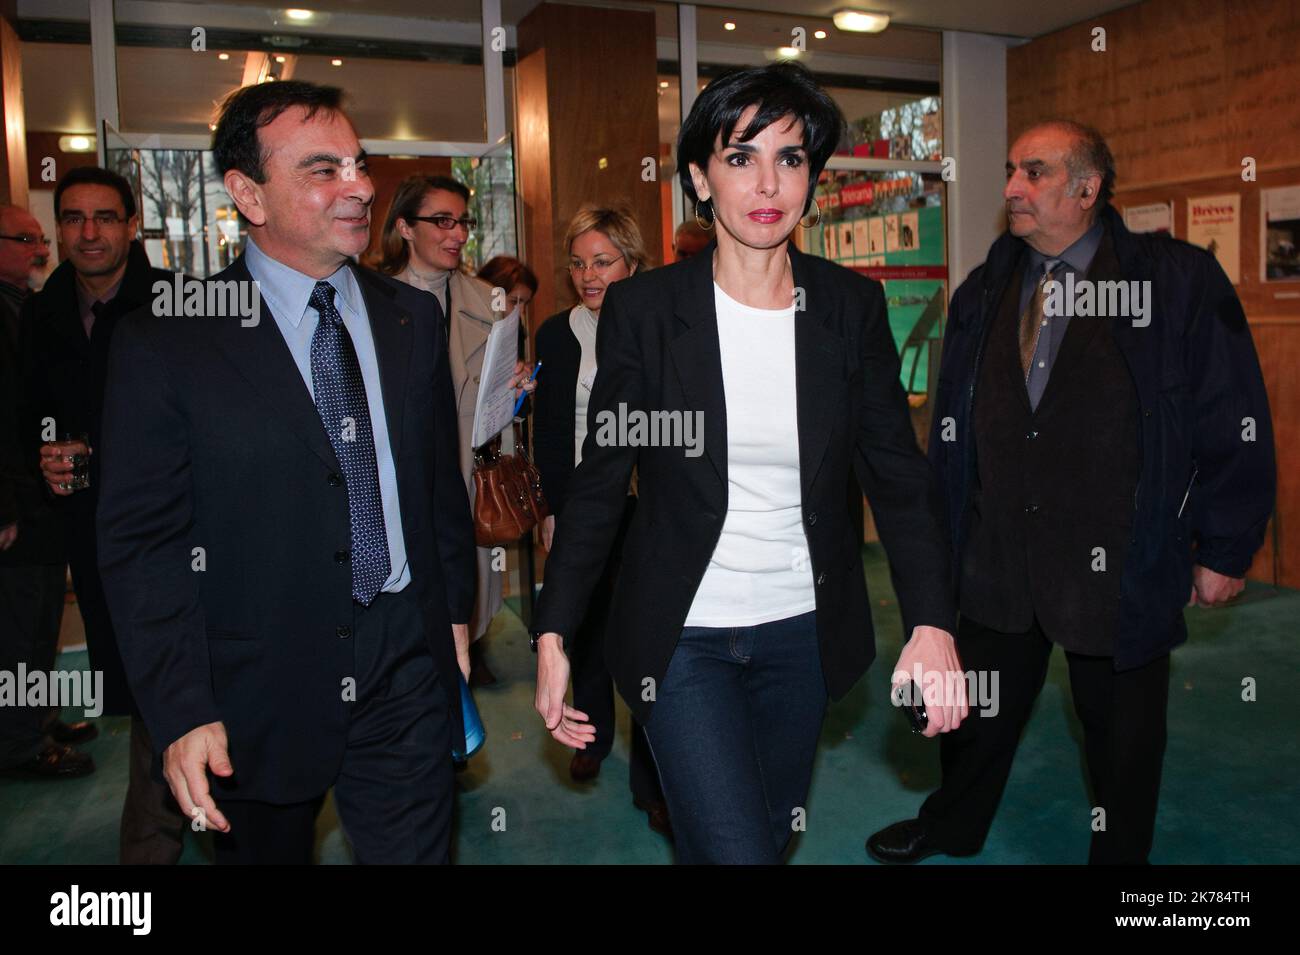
<box><xmin>815</xmin><ymin>30</ymin><xmax>827</xmax><ymax>39</ymax></box>
<box><xmin>275</xmin><ymin>55</ymin><xmax>286</xmax><ymax>63</ymax></box>
<box><xmin>218</xmin><ymin>52</ymin><xmax>230</xmax><ymax>60</ymax></box>
<box><xmin>331</xmin><ymin>58</ymin><xmax>343</xmax><ymax>66</ymax></box>
<box><xmin>59</xmin><ymin>135</ymin><xmax>95</xmax><ymax>153</ymax></box>
<box><xmin>777</xmin><ymin>46</ymin><xmax>801</xmax><ymax>58</ymax></box>
<box><xmin>285</xmin><ymin>8</ymin><xmax>314</xmax><ymax>21</ymax></box>
<box><xmin>833</xmin><ymin>9</ymin><xmax>890</xmax><ymax>33</ymax></box>
<box><xmin>724</xmin><ymin>22</ymin><xmax>736</xmax><ymax>31</ymax></box>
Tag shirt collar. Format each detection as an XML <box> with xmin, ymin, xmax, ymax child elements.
<box><xmin>75</xmin><ymin>275</ymin><xmax>124</xmax><ymax>314</ymax></box>
<box><xmin>244</xmin><ymin>236</ymin><xmax>362</xmax><ymax>327</ymax></box>
<box><xmin>1027</xmin><ymin>218</ymin><xmax>1104</xmax><ymax>275</ymax></box>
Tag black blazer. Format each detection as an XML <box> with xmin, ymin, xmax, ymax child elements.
<box><xmin>96</xmin><ymin>255</ymin><xmax>476</xmax><ymax>804</ymax></box>
<box><xmin>533</xmin><ymin>239</ymin><xmax>956</xmax><ymax>726</ymax></box>
<box><xmin>532</xmin><ymin>308</ymin><xmax>582</xmax><ymax>514</ymax></box>
<box><xmin>0</xmin><ymin>287</ymin><xmax>64</xmax><ymax>567</ymax></box>
<box><xmin>15</xmin><ymin>242</ymin><xmax>173</xmax><ymax>713</ymax></box>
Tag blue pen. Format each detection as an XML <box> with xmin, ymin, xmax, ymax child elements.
<box><xmin>513</xmin><ymin>361</ymin><xmax>542</xmax><ymax>416</ymax></box>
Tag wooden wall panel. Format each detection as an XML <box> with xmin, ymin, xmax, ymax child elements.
<box><xmin>1</xmin><ymin>15</ymin><xmax>27</xmax><ymax>206</ymax></box>
<box><xmin>1008</xmin><ymin>0</ymin><xmax>1300</xmax><ymax>189</ymax></box>
<box><xmin>517</xmin><ymin>3</ymin><xmax>663</xmax><ymax>337</ymax></box>
<box><xmin>1008</xmin><ymin>0</ymin><xmax>1300</xmax><ymax>587</ymax></box>
<box><xmin>1247</xmin><ymin>322</ymin><xmax>1299</xmax><ymax>586</ymax></box>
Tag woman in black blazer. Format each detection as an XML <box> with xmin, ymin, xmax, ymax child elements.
<box><xmin>532</xmin><ymin>62</ymin><xmax>968</xmax><ymax>863</ymax></box>
<box><xmin>532</xmin><ymin>204</ymin><xmax>669</xmax><ymax>835</ymax></box>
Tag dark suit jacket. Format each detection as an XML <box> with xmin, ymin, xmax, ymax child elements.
<box><xmin>1</xmin><ymin>283</ymin><xmax>64</xmax><ymax>566</ymax></box>
<box><xmin>532</xmin><ymin>308</ymin><xmax>582</xmax><ymax>514</ymax></box>
<box><xmin>96</xmin><ymin>254</ymin><xmax>476</xmax><ymax>804</ymax></box>
<box><xmin>16</xmin><ymin>242</ymin><xmax>172</xmax><ymax>712</ymax></box>
<box><xmin>533</xmin><ymin>239</ymin><xmax>956</xmax><ymax>726</ymax></box>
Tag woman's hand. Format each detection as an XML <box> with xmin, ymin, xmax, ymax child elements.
<box><xmin>541</xmin><ymin>514</ymin><xmax>555</xmax><ymax>553</ymax></box>
<box><xmin>534</xmin><ymin>633</ymin><xmax>596</xmax><ymax>748</ymax></box>
<box><xmin>511</xmin><ymin>360</ymin><xmax>538</xmax><ymax>399</ymax></box>
<box><xmin>891</xmin><ymin>625</ymin><xmax>968</xmax><ymax>738</ymax></box>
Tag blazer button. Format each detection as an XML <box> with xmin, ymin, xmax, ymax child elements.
<box><xmin>807</xmin><ymin>512</ymin><xmax>818</xmax><ymax>526</ymax></box>
<box><xmin>336</xmin><ymin>626</ymin><xmax>352</xmax><ymax>639</ymax></box>
<box><xmin>328</xmin><ymin>472</ymin><xmax>343</xmax><ymax>486</ymax></box>
<box><xmin>334</xmin><ymin>550</ymin><xmax>351</xmax><ymax>563</ymax></box>
<box><xmin>817</xmin><ymin>572</ymin><xmax>827</xmax><ymax>585</ymax></box>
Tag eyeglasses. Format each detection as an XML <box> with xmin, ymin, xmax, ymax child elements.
<box><xmin>408</xmin><ymin>215</ymin><xmax>477</xmax><ymax>231</ymax></box>
<box><xmin>59</xmin><ymin>213</ymin><xmax>129</xmax><ymax>228</ymax></box>
<box><xmin>0</xmin><ymin>233</ymin><xmax>50</xmax><ymax>246</ymax></box>
<box><xmin>568</xmin><ymin>255</ymin><xmax>626</xmax><ymax>276</ymax></box>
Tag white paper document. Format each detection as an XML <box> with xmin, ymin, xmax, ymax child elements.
<box><xmin>470</xmin><ymin>307</ymin><xmax>521</xmax><ymax>449</ymax></box>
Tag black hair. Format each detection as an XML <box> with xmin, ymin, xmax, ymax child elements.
<box><xmin>54</xmin><ymin>166</ymin><xmax>137</xmax><ymax>218</ymax></box>
<box><xmin>676</xmin><ymin>62</ymin><xmax>845</xmax><ymax>218</ymax></box>
<box><xmin>211</xmin><ymin>80</ymin><xmax>345</xmax><ymax>182</ymax></box>
<box><xmin>422</xmin><ymin>175</ymin><xmax>470</xmax><ymax>204</ymax></box>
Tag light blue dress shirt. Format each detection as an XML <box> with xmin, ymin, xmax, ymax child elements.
<box><xmin>1018</xmin><ymin>219</ymin><xmax>1104</xmax><ymax>411</ymax></box>
<box><xmin>245</xmin><ymin>238</ymin><xmax>410</xmax><ymax>593</ymax></box>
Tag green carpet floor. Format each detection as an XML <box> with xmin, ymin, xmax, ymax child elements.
<box><xmin>2</xmin><ymin>544</ymin><xmax>1295</xmax><ymax>864</ymax></box>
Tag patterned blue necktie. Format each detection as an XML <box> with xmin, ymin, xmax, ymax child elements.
<box><xmin>308</xmin><ymin>280</ymin><xmax>391</xmax><ymax>605</ymax></box>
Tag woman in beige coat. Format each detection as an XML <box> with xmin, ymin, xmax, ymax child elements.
<box><xmin>375</xmin><ymin>174</ymin><xmax>534</xmax><ymax>685</ymax></box>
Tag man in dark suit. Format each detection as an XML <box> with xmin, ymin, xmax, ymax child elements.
<box><xmin>17</xmin><ymin>174</ymin><xmax>186</xmax><ymax>850</ymax></box>
<box><xmin>96</xmin><ymin>80</ymin><xmax>476</xmax><ymax>864</ymax></box>
<box><xmin>868</xmin><ymin>121</ymin><xmax>1275</xmax><ymax>865</ymax></box>
<box><xmin>0</xmin><ymin>202</ymin><xmax>90</xmax><ymax>778</ymax></box>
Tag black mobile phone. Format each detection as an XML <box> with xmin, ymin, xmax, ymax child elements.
<box><xmin>893</xmin><ymin>680</ymin><xmax>929</xmax><ymax>734</ymax></box>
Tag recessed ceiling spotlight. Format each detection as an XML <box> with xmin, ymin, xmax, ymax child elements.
<box><xmin>833</xmin><ymin>9</ymin><xmax>890</xmax><ymax>33</ymax></box>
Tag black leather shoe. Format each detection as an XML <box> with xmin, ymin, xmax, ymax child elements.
<box><xmin>866</xmin><ymin>818</ymin><xmax>948</xmax><ymax>864</ymax></box>
<box><xmin>634</xmin><ymin>798</ymin><xmax>674</xmax><ymax>840</ymax></box>
<box><xmin>4</xmin><ymin>743</ymin><xmax>95</xmax><ymax>779</ymax></box>
<box><xmin>49</xmin><ymin>719</ymin><xmax>98</xmax><ymax>745</ymax></box>
<box><xmin>569</xmin><ymin>752</ymin><xmax>601</xmax><ymax>782</ymax></box>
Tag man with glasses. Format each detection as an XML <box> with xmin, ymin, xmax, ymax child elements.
<box><xmin>0</xmin><ymin>203</ymin><xmax>86</xmax><ymax>780</ymax></box>
<box><xmin>16</xmin><ymin>167</ymin><xmax>186</xmax><ymax>860</ymax></box>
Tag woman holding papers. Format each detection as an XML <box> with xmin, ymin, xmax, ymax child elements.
<box><xmin>377</xmin><ymin>174</ymin><xmax>534</xmax><ymax>687</ymax></box>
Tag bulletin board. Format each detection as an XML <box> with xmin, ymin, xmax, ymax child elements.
<box><xmin>1115</xmin><ymin>166</ymin><xmax>1300</xmax><ymax>323</ymax></box>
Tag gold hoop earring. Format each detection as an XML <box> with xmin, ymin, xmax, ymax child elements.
<box><xmin>800</xmin><ymin>199</ymin><xmax>822</xmax><ymax>229</ymax></box>
<box><xmin>694</xmin><ymin>199</ymin><xmax>715</xmax><ymax>231</ymax></box>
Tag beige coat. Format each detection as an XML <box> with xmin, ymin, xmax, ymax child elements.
<box><xmin>446</xmin><ymin>270</ymin><xmax>514</xmax><ymax>641</ymax></box>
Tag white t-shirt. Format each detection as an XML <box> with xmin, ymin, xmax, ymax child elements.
<box><xmin>569</xmin><ymin>305</ymin><xmax>599</xmax><ymax>467</ymax></box>
<box><xmin>684</xmin><ymin>282</ymin><xmax>816</xmax><ymax>627</ymax></box>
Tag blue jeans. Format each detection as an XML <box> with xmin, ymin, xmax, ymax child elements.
<box><xmin>643</xmin><ymin>610</ymin><xmax>827</xmax><ymax>863</ymax></box>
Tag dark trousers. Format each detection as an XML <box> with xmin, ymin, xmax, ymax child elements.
<box><xmin>919</xmin><ymin>615</ymin><xmax>1170</xmax><ymax>864</ymax></box>
<box><xmin>121</xmin><ymin>717</ymin><xmax>187</xmax><ymax>864</ymax></box>
<box><xmin>569</xmin><ymin>496</ymin><xmax>663</xmax><ymax>806</ymax></box>
<box><xmin>643</xmin><ymin>610</ymin><xmax>827</xmax><ymax>864</ymax></box>
<box><xmin>213</xmin><ymin>587</ymin><xmax>454</xmax><ymax>865</ymax></box>
<box><xmin>0</xmin><ymin>562</ymin><xmax>65</xmax><ymax>767</ymax></box>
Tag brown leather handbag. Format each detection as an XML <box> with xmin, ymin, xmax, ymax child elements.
<box><xmin>472</xmin><ymin>420</ymin><xmax>550</xmax><ymax>547</ymax></box>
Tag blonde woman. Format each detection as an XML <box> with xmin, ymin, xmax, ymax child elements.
<box><xmin>531</xmin><ymin>205</ymin><xmax>669</xmax><ymax>835</ymax></box>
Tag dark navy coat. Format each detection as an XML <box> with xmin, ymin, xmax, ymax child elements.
<box><xmin>930</xmin><ymin>204</ymin><xmax>1276</xmax><ymax>669</ymax></box>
